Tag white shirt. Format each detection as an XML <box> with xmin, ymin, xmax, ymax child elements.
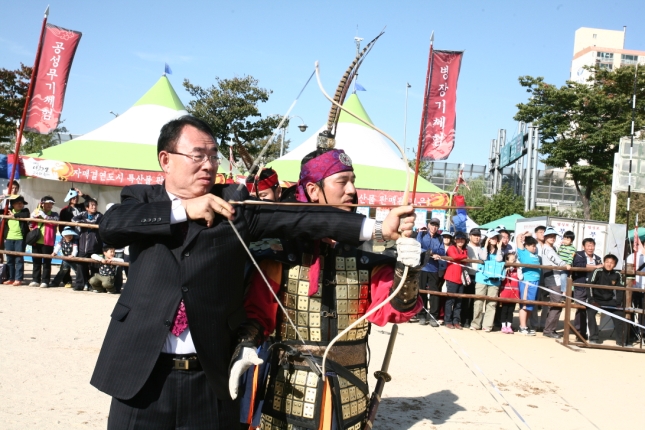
<box><xmin>161</xmin><ymin>191</ymin><xmax>375</xmax><ymax>354</ymax></box>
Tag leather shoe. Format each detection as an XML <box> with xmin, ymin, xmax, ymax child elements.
<box><xmin>445</xmin><ymin>323</ymin><xmax>454</xmax><ymax>329</ymax></box>
<box><xmin>453</xmin><ymin>323</ymin><xmax>463</xmax><ymax>330</ymax></box>
<box><xmin>3</xmin><ymin>280</ymin><xmax>14</xmax><ymax>285</ymax></box>
<box><xmin>543</xmin><ymin>332</ymin><xmax>562</xmax><ymax>339</ymax></box>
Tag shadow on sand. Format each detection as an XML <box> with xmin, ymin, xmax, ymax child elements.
<box><xmin>374</xmin><ymin>389</ymin><xmax>465</xmax><ymax>428</ymax></box>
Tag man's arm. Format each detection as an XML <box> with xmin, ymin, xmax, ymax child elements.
<box><xmin>99</xmin><ymin>185</ymin><xmax>173</xmax><ymax>248</ymax></box>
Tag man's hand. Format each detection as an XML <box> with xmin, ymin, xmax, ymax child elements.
<box><xmin>228</xmin><ymin>347</ymin><xmax>263</xmax><ymax>400</ymax></box>
<box><xmin>396</xmin><ymin>237</ymin><xmax>421</xmax><ymax>267</ymax></box>
<box><xmin>382</xmin><ymin>206</ymin><xmax>415</xmax><ymax>240</ymax></box>
<box><xmin>182</xmin><ymin>194</ymin><xmax>235</xmax><ymax>227</ymax></box>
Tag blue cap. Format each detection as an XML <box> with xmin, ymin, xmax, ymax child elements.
<box><xmin>64</xmin><ymin>189</ymin><xmax>78</xmax><ymax>203</ymax></box>
<box><xmin>61</xmin><ymin>227</ymin><xmax>78</xmax><ymax>236</ymax></box>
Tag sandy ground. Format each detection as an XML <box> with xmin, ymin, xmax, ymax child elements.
<box><xmin>1</xmin><ymin>268</ymin><xmax>644</xmax><ymax>429</ymax></box>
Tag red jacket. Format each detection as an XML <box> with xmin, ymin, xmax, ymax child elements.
<box><xmin>445</xmin><ymin>245</ymin><xmax>468</xmax><ymax>284</ymax></box>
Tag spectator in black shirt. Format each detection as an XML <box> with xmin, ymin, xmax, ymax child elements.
<box><xmin>587</xmin><ymin>254</ymin><xmax>627</xmax><ymax>346</ymax></box>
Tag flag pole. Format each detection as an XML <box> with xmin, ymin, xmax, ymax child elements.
<box><xmin>0</xmin><ymin>6</ymin><xmax>50</xmax><ymax>244</ymax></box>
<box><xmin>624</xmin><ymin>63</ymin><xmax>639</xmax><ymax>347</ymax></box>
<box><xmin>411</xmin><ymin>31</ymin><xmax>434</xmax><ymax>203</ymax></box>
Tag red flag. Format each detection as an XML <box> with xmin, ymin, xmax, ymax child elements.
<box><xmin>24</xmin><ymin>23</ymin><xmax>82</xmax><ymax>134</ymax></box>
<box><xmin>419</xmin><ymin>50</ymin><xmax>464</xmax><ymax>160</ymax></box>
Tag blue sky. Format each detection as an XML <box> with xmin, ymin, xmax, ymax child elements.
<box><xmin>2</xmin><ymin>1</ymin><xmax>644</xmax><ymax>166</ymax></box>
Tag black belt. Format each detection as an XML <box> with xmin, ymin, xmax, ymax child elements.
<box><xmin>158</xmin><ymin>353</ymin><xmax>202</xmax><ymax>371</ymax></box>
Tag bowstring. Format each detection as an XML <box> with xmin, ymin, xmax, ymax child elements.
<box><xmin>313</xmin><ymin>61</ymin><xmax>414</xmax><ymax>380</ymax></box>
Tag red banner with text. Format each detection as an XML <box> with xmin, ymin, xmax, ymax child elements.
<box><xmin>420</xmin><ymin>50</ymin><xmax>464</xmax><ymax>161</ymax></box>
<box><xmin>24</xmin><ymin>23</ymin><xmax>82</xmax><ymax>134</ymax></box>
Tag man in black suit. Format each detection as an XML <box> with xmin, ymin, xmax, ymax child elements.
<box><xmin>91</xmin><ymin>116</ymin><xmax>414</xmax><ymax>429</ymax></box>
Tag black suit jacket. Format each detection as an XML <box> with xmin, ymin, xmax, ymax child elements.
<box><xmin>90</xmin><ymin>184</ymin><xmax>365</xmax><ymax>400</ymax></box>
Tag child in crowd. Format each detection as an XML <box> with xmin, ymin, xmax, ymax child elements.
<box><xmin>472</xmin><ymin>230</ymin><xmax>504</xmax><ymax>332</ymax></box>
<box><xmin>29</xmin><ymin>196</ymin><xmax>60</xmax><ymax>288</ymax></box>
<box><xmin>440</xmin><ymin>231</ymin><xmax>469</xmax><ymax>329</ymax></box>
<box><xmin>90</xmin><ymin>246</ymin><xmax>123</xmax><ymax>294</ymax></box>
<box><xmin>515</xmin><ymin>231</ymin><xmax>542</xmax><ymax>336</ymax></box>
<box><xmin>50</xmin><ymin>227</ymin><xmax>79</xmax><ymax>288</ymax></box>
<box><xmin>3</xmin><ymin>196</ymin><xmax>30</xmax><ymax>286</ymax></box>
<box><xmin>499</xmin><ymin>252</ymin><xmax>523</xmax><ymax>333</ymax></box>
<box><xmin>557</xmin><ymin>230</ymin><xmax>576</xmax><ymax>293</ymax></box>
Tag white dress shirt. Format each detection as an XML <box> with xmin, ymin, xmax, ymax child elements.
<box><xmin>161</xmin><ymin>191</ymin><xmax>374</xmax><ymax>354</ymax></box>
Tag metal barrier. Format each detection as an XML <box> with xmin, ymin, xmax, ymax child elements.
<box><xmin>427</xmin><ymin>256</ymin><xmax>645</xmax><ymax>353</ymax></box>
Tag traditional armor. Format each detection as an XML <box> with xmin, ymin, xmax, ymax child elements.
<box><xmin>255</xmin><ymin>240</ymin><xmax>419</xmax><ymax>430</ymax></box>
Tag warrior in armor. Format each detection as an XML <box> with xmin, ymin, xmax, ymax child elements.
<box><xmin>234</xmin><ymin>145</ymin><xmax>423</xmax><ymax>429</ymax></box>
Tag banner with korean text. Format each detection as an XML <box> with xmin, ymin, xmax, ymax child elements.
<box><xmin>420</xmin><ymin>50</ymin><xmax>464</xmax><ymax>160</ymax></box>
<box><xmin>24</xmin><ymin>24</ymin><xmax>82</xmax><ymax>134</ymax></box>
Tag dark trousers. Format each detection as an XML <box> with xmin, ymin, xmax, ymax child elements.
<box><xmin>420</xmin><ymin>271</ymin><xmax>440</xmax><ymax>318</ymax></box>
<box><xmin>500</xmin><ymin>303</ymin><xmax>515</xmax><ymax>325</ymax></box>
<box><xmin>544</xmin><ymin>288</ymin><xmax>563</xmax><ymax>334</ymax></box>
<box><xmin>4</xmin><ymin>239</ymin><xmax>24</xmax><ymax>281</ymax></box>
<box><xmin>75</xmin><ymin>253</ymin><xmax>98</xmax><ymax>290</ymax></box>
<box><xmin>587</xmin><ymin>301</ymin><xmax>625</xmax><ymax>344</ymax></box>
<box><xmin>108</xmin><ymin>355</ymin><xmax>238</xmax><ymax>429</ymax></box>
<box><xmin>32</xmin><ymin>244</ymin><xmax>54</xmax><ymax>284</ymax></box>
<box><xmin>51</xmin><ymin>260</ymin><xmax>77</xmax><ymax>286</ymax></box>
<box><xmin>444</xmin><ymin>281</ymin><xmax>463</xmax><ymax>324</ymax></box>
<box><xmin>462</xmin><ymin>281</ymin><xmax>476</xmax><ymax>324</ymax></box>
<box><xmin>573</xmin><ymin>287</ymin><xmax>588</xmax><ymax>338</ymax></box>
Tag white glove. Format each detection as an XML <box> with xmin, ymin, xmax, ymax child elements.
<box><xmin>396</xmin><ymin>237</ymin><xmax>421</xmax><ymax>267</ymax></box>
<box><xmin>228</xmin><ymin>347</ymin><xmax>263</xmax><ymax>400</ymax></box>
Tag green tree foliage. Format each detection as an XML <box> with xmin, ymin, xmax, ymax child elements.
<box><xmin>0</xmin><ymin>124</ymin><xmax>69</xmax><ymax>156</ymax></box>
<box><xmin>463</xmin><ymin>185</ymin><xmax>524</xmax><ymax>225</ymax></box>
<box><xmin>183</xmin><ymin>76</ymin><xmax>282</xmax><ymax>168</ymax></box>
<box><xmin>590</xmin><ymin>184</ymin><xmax>645</xmax><ymax>230</ymax></box>
<box><xmin>0</xmin><ymin>64</ymin><xmax>31</xmax><ymax>142</ymax></box>
<box><xmin>514</xmin><ymin>65</ymin><xmax>645</xmax><ymax>219</ymax></box>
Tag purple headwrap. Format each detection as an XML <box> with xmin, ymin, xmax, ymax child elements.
<box><xmin>295</xmin><ymin>149</ymin><xmax>354</xmax><ymax>202</ymax></box>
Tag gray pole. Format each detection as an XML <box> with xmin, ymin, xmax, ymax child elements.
<box><xmin>524</xmin><ymin>125</ymin><xmax>533</xmax><ymax>212</ymax></box>
<box><xmin>279</xmin><ymin>127</ymin><xmax>286</xmax><ymax>157</ymax></box>
<box><xmin>530</xmin><ymin>126</ymin><xmax>540</xmax><ymax>210</ymax></box>
<box><xmin>491</xmin><ymin>139</ymin><xmax>498</xmax><ymax>193</ymax></box>
<box><xmin>497</xmin><ymin>129</ymin><xmax>506</xmax><ymax>192</ymax></box>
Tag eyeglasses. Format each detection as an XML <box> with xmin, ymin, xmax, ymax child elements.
<box><xmin>168</xmin><ymin>151</ymin><xmax>221</xmax><ymax>165</ymax></box>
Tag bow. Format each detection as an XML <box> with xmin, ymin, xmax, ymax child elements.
<box><xmin>313</xmin><ymin>61</ymin><xmax>414</xmax><ymax>379</ymax></box>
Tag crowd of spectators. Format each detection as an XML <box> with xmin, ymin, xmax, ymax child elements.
<box><xmin>413</xmin><ymin>219</ymin><xmax>641</xmax><ymax>347</ymax></box>
<box><xmin>0</xmin><ymin>184</ymin><xmax>127</xmax><ymax>294</ymax></box>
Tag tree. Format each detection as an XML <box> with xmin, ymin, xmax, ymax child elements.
<box><xmin>183</xmin><ymin>76</ymin><xmax>282</xmax><ymax>168</ymax></box>
<box><xmin>0</xmin><ymin>124</ymin><xmax>69</xmax><ymax>156</ymax></box>
<box><xmin>221</xmin><ymin>136</ymin><xmax>289</xmax><ymax>175</ymax></box>
<box><xmin>590</xmin><ymin>183</ymin><xmax>645</xmax><ymax>230</ymax></box>
<box><xmin>465</xmin><ymin>185</ymin><xmax>525</xmax><ymax>225</ymax></box>
<box><xmin>0</xmin><ymin>64</ymin><xmax>31</xmax><ymax>142</ymax></box>
<box><xmin>514</xmin><ymin>65</ymin><xmax>645</xmax><ymax>219</ymax></box>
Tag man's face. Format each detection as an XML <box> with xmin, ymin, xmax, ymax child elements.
<box><xmin>104</xmin><ymin>248</ymin><xmax>115</xmax><ymax>259</ymax></box>
<box><xmin>584</xmin><ymin>241</ymin><xmax>595</xmax><ymax>255</ymax></box>
<box><xmin>12</xmin><ymin>201</ymin><xmax>24</xmax><ymax>211</ymax></box>
<box><xmin>561</xmin><ymin>237</ymin><xmax>572</xmax><ymax>246</ymax></box>
<box><xmin>159</xmin><ymin>125</ymin><xmax>218</xmax><ymax>199</ymax></box>
<box><xmin>87</xmin><ymin>201</ymin><xmax>97</xmax><ymax>214</ymax></box>
<box><xmin>603</xmin><ymin>258</ymin><xmax>616</xmax><ymax>271</ymax></box>
<box><xmin>470</xmin><ymin>234</ymin><xmax>481</xmax><ymax>246</ymax></box>
<box><xmin>428</xmin><ymin>223</ymin><xmax>439</xmax><ymax>235</ymax></box>
<box><xmin>258</xmin><ymin>186</ymin><xmax>281</xmax><ymax>202</ymax></box>
<box><xmin>306</xmin><ymin>171</ymin><xmax>356</xmax><ymax>211</ymax></box>
<box><xmin>526</xmin><ymin>243</ymin><xmax>537</xmax><ymax>254</ymax></box>
<box><xmin>535</xmin><ymin>229</ymin><xmax>545</xmax><ymax>242</ymax></box>
<box><xmin>500</xmin><ymin>232</ymin><xmax>510</xmax><ymax>245</ymax></box>
<box><xmin>10</xmin><ymin>184</ymin><xmax>19</xmax><ymax>194</ymax></box>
